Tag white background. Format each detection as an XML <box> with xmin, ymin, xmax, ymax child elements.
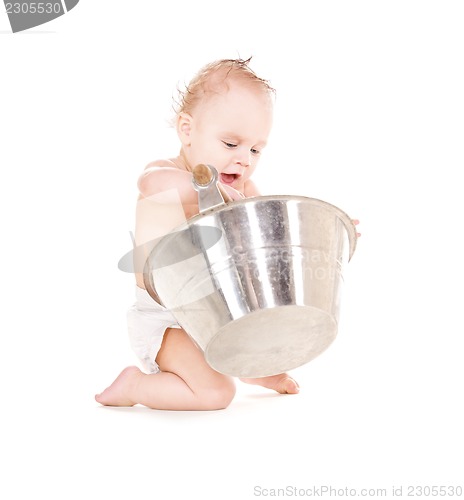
<box><xmin>1</xmin><ymin>1</ymin><xmax>463</xmax><ymax>499</ymax></box>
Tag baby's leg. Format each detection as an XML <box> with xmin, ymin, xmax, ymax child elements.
<box><xmin>95</xmin><ymin>328</ymin><xmax>236</xmax><ymax>411</ymax></box>
<box><xmin>239</xmin><ymin>375</ymin><xmax>299</xmax><ymax>394</ymax></box>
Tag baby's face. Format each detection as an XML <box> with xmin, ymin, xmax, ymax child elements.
<box><xmin>181</xmin><ymin>83</ymin><xmax>273</xmax><ymax>192</ymax></box>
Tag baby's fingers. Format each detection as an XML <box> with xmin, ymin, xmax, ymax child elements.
<box><xmin>219</xmin><ymin>183</ymin><xmax>245</xmax><ymax>201</ymax></box>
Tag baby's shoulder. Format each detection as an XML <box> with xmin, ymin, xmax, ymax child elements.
<box><xmin>144</xmin><ymin>158</ymin><xmax>178</xmax><ymax>170</ymax></box>
<box><xmin>138</xmin><ymin>159</ymin><xmax>182</xmax><ymax>190</ymax></box>
<box><xmin>137</xmin><ymin>158</ymin><xmax>192</xmax><ymax>199</ymax></box>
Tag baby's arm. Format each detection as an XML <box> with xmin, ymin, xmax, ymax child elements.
<box><xmin>138</xmin><ymin>164</ymin><xmax>199</xmax><ymax>215</ymax></box>
<box><xmin>134</xmin><ymin>164</ymin><xmax>199</xmax><ymax>287</ymax></box>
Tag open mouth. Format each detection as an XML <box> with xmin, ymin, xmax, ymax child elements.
<box><xmin>220</xmin><ymin>173</ymin><xmax>239</xmax><ymax>185</ymax></box>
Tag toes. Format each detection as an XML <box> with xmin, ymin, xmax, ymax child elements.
<box><xmin>281</xmin><ymin>377</ymin><xmax>299</xmax><ymax>394</ymax></box>
<box><xmin>239</xmin><ymin>373</ymin><xmax>300</xmax><ymax>394</ymax></box>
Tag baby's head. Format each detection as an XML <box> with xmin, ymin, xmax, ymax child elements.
<box><xmin>175</xmin><ymin>58</ymin><xmax>275</xmax><ymax>116</ymax></box>
<box><xmin>175</xmin><ymin>58</ymin><xmax>275</xmax><ymax>191</ymax></box>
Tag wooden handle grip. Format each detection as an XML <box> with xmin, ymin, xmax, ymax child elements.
<box><xmin>192</xmin><ymin>163</ymin><xmax>233</xmax><ymax>203</ymax></box>
<box><xmin>192</xmin><ymin>164</ymin><xmax>213</xmax><ymax>186</ymax></box>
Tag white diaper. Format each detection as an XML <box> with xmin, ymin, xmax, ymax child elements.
<box><xmin>127</xmin><ymin>286</ymin><xmax>181</xmax><ymax>374</ymax></box>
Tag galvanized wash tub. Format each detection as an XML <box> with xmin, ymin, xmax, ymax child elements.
<box><xmin>144</xmin><ymin>166</ymin><xmax>357</xmax><ymax>377</ymax></box>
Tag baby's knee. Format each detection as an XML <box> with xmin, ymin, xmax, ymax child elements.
<box><xmin>199</xmin><ymin>378</ymin><xmax>236</xmax><ymax>410</ymax></box>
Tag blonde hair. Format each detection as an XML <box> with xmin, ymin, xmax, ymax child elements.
<box><xmin>174</xmin><ymin>57</ymin><xmax>275</xmax><ymax>116</ymax></box>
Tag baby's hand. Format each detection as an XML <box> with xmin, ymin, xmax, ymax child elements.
<box><xmin>218</xmin><ymin>182</ymin><xmax>245</xmax><ymax>202</ymax></box>
<box><xmin>352</xmin><ymin>219</ymin><xmax>361</xmax><ymax>238</ymax></box>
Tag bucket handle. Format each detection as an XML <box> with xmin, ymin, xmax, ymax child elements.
<box><xmin>192</xmin><ymin>164</ymin><xmax>231</xmax><ymax>213</ymax></box>
<box><xmin>327</xmin><ymin>202</ymin><xmax>358</xmax><ymax>261</ymax></box>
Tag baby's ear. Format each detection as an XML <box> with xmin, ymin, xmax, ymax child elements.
<box><xmin>176</xmin><ymin>112</ymin><xmax>193</xmax><ymax>145</ymax></box>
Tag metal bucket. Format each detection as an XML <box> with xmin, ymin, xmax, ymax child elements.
<box><xmin>144</xmin><ymin>166</ymin><xmax>357</xmax><ymax>377</ymax></box>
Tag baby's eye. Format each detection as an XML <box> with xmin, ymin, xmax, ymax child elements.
<box><xmin>251</xmin><ymin>148</ymin><xmax>261</xmax><ymax>155</ymax></box>
<box><xmin>223</xmin><ymin>141</ymin><xmax>237</xmax><ymax>148</ymax></box>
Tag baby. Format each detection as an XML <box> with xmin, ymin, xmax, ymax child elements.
<box><xmin>95</xmin><ymin>58</ymin><xmax>300</xmax><ymax>410</ymax></box>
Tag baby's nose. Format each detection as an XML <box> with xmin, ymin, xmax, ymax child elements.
<box><xmin>235</xmin><ymin>149</ymin><xmax>251</xmax><ymax>167</ymax></box>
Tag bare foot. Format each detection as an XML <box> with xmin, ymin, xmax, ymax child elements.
<box><xmin>240</xmin><ymin>373</ymin><xmax>299</xmax><ymax>394</ymax></box>
<box><xmin>95</xmin><ymin>366</ymin><xmax>142</xmax><ymax>406</ymax></box>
